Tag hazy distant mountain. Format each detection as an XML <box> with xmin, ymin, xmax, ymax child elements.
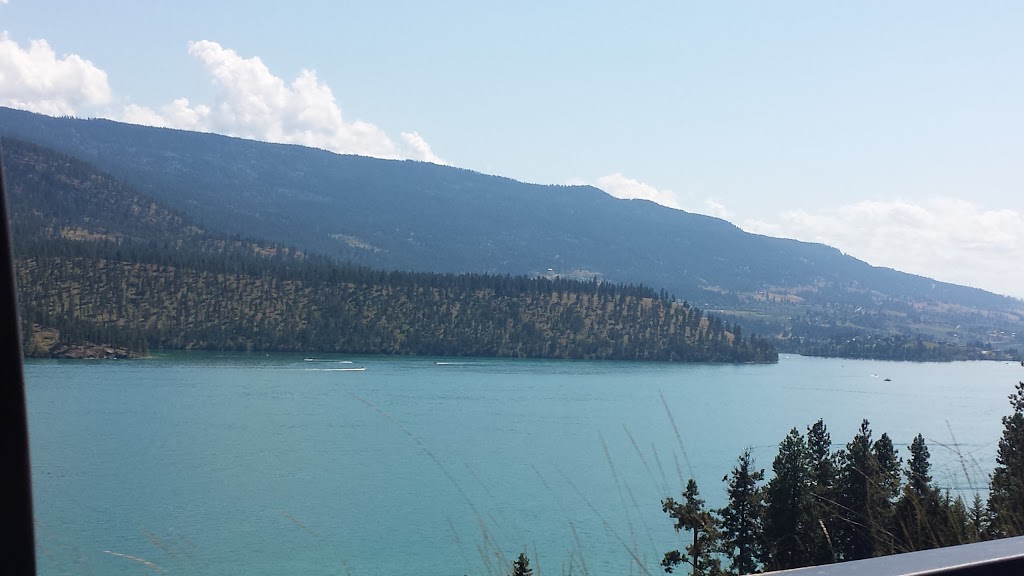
<box><xmin>2</xmin><ymin>106</ymin><xmax>1021</xmax><ymax>354</ymax></box>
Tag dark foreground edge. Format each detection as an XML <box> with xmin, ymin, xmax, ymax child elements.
<box><xmin>0</xmin><ymin>142</ymin><xmax>37</xmax><ymax>575</ymax></box>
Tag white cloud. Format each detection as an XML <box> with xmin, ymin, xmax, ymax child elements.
<box><xmin>0</xmin><ymin>34</ymin><xmax>443</xmax><ymax>163</ymax></box>
<box><xmin>0</xmin><ymin>32</ymin><xmax>111</xmax><ymax>115</ymax></box>
<box><xmin>121</xmin><ymin>98</ymin><xmax>211</xmax><ymax>130</ymax></box>
<box><xmin>578</xmin><ymin>173</ymin><xmax>733</xmax><ymax>219</ymax></box>
<box><xmin>594</xmin><ymin>173</ymin><xmax>683</xmax><ymax>209</ymax></box>
<box><xmin>123</xmin><ymin>40</ymin><xmax>444</xmax><ymax>163</ymax></box>
<box><xmin>400</xmin><ymin>131</ymin><xmax>446</xmax><ymax>165</ymax></box>
<box><xmin>743</xmin><ymin>198</ymin><xmax>1024</xmax><ymax>298</ymax></box>
<box><xmin>702</xmin><ymin>198</ymin><xmax>732</xmax><ymax>220</ymax></box>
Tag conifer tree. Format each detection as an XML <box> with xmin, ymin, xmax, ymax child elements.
<box><xmin>871</xmin><ymin>432</ymin><xmax>902</xmax><ymax>555</ymax></box>
<box><xmin>835</xmin><ymin>420</ymin><xmax>875</xmax><ymax>560</ymax></box>
<box><xmin>510</xmin><ymin>552</ymin><xmax>532</xmax><ymax>576</ymax></box>
<box><xmin>988</xmin><ymin>381</ymin><xmax>1024</xmax><ymax>537</ymax></box>
<box><xmin>805</xmin><ymin>419</ymin><xmax>838</xmax><ymax>565</ymax></box>
<box><xmin>763</xmin><ymin>428</ymin><xmax>811</xmax><ymax>570</ymax></box>
<box><xmin>941</xmin><ymin>492</ymin><xmax>973</xmax><ymax>545</ymax></box>
<box><xmin>967</xmin><ymin>492</ymin><xmax>989</xmax><ymax>542</ymax></box>
<box><xmin>835</xmin><ymin>420</ymin><xmax>901</xmax><ymax>560</ymax></box>
<box><xmin>662</xmin><ymin>479</ymin><xmax>723</xmax><ymax>575</ymax></box>
<box><xmin>905</xmin><ymin>434</ymin><xmax>931</xmax><ymax>498</ymax></box>
<box><xmin>719</xmin><ymin>449</ymin><xmax>766</xmax><ymax>575</ymax></box>
<box><xmin>895</xmin><ymin>433</ymin><xmax>942</xmax><ymax>551</ymax></box>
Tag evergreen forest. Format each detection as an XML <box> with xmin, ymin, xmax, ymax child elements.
<box><xmin>15</xmin><ymin>238</ymin><xmax>776</xmax><ymax>362</ymax></box>
<box><xmin>655</xmin><ymin>380</ymin><xmax>1024</xmax><ymax>575</ymax></box>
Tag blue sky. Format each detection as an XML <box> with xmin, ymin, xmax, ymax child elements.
<box><xmin>2</xmin><ymin>1</ymin><xmax>1022</xmax><ymax>297</ymax></box>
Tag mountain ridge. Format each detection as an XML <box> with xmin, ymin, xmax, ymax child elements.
<box><xmin>5</xmin><ymin>137</ymin><xmax>777</xmax><ymax>362</ymax></box>
<box><xmin>1</xmin><ymin>106</ymin><xmax>1020</xmax><ymax>356</ymax></box>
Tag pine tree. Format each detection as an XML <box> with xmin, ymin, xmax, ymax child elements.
<box><xmin>719</xmin><ymin>448</ymin><xmax>766</xmax><ymax>574</ymax></box>
<box><xmin>763</xmin><ymin>428</ymin><xmax>811</xmax><ymax>570</ymax></box>
<box><xmin>967</xmin><ymin>492</ymin><xmax>990</xmax><ymax>542</ymax></box>
<box><xmin>510</xmin><ymin>552</ymin><xmax>532</xmax><ymax>576</ymax></box>
<box><xmin>895</xmin><ymin>434</ymin><xmax>942</xmax><ymax>551</ymax></box>
<box><xmin>805</xmin><ymin>419</ymin><xmax>838</xmax><ymax>565</ymax></box>
<box><xmin>871</xmin><ymin>432</ymin><xmax>902</xmax><ymax>556</ymax></box>
<box><xmin>940</xmin><ymin>492</ymin><xmax>973</xmax><ymax>545</ymax></box>
<box><xmin>663</xmin><ymin>479</ymin><xmax>723</xmax><ymax>575</ymax></box>
<box><xmin>834</xmin><ymin>420</ymin><xmax>901</xmax><ymax>560</ymax></box>
<box><xmin>905</xmin><ymin>434</ymin><xmax>931</xmax><ymax>498</ymax></box>
<box><xmin>835</xmin><ymin>420</ymin><xmax>875</xmax><ymax>560</ymax></box>
<box><xmin>988</xmin><ymin>381</ymin><xmax>1024</xmax><ymax>536</ymax></box>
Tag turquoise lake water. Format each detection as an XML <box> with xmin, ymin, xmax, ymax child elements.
<box><xmin>24</xmin><ymin>354</ymin><xmax>1022</xmax><ymax>575</ymax></box>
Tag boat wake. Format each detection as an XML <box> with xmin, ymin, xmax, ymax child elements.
<box><xmin>305</xmin><ymin>367</ymin><xmax>366</xmax><ymax>372</ymax></box>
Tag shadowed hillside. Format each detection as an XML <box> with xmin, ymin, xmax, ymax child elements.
<box><xmin>4</xmin><ymin>138</ymin><xmax>775</xmax><ymax>362</ymax></box>
<box><xmin>1</xmin><ymin>107</ymin><xmax>1020</xmax><ymax>358</ymax></box>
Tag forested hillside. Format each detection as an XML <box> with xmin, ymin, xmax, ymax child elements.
<box><xmin>1</xmin><ymin>107</ymin><xmax>1020</xmax><ymax>358</ymax></box>
<box><xmin>4</xmin><ymin>138</ymin><xmax>775</xmax><ymax>363</ymax></box>
<box><xmin>16</xmin><ymin>240</ymin><xmax>776</xmax><ymax>361</ymax></box>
